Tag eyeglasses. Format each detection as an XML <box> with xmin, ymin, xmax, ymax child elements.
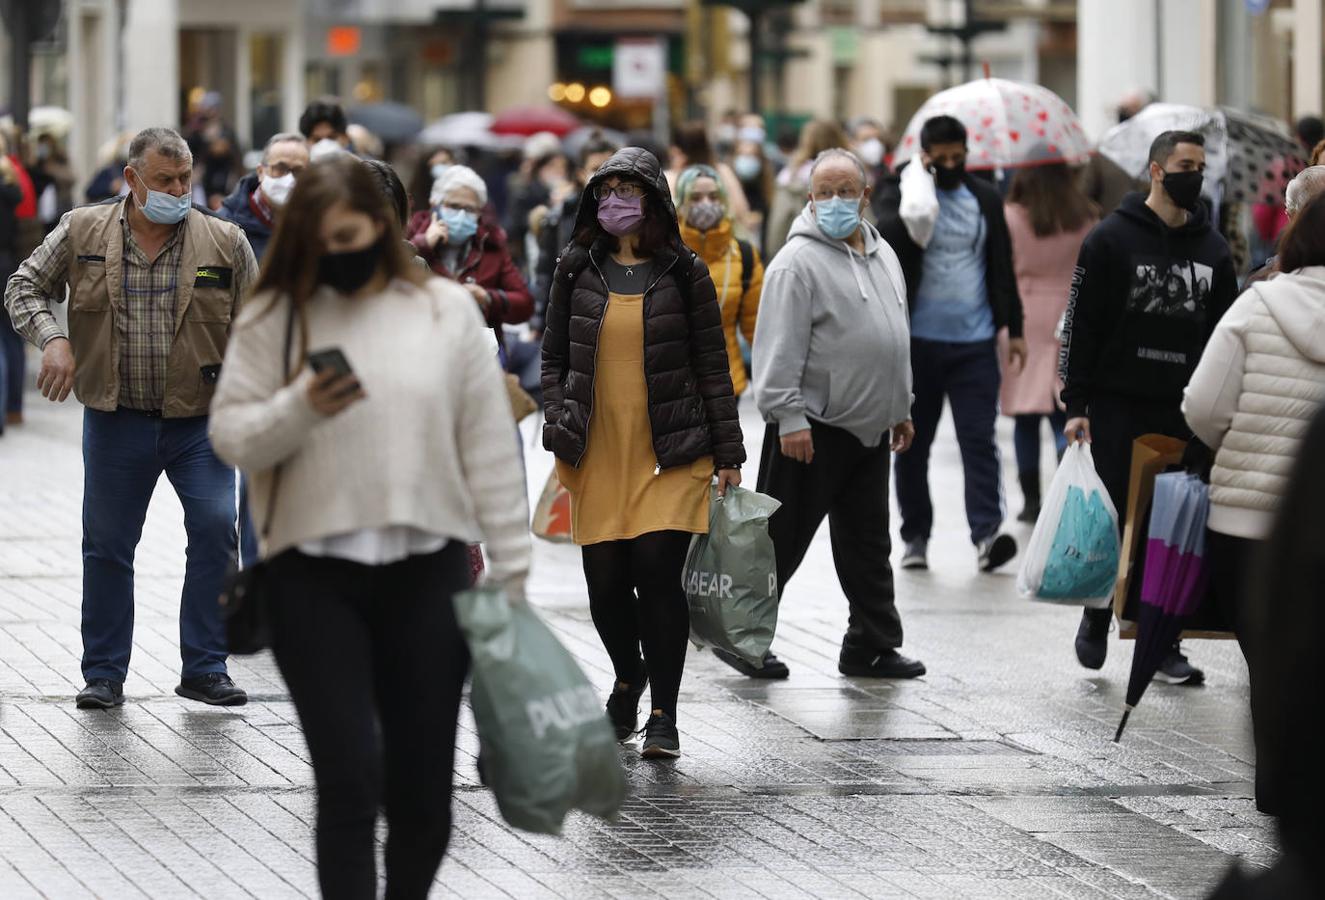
<box><xmin>594</xmin><ymin>183</ymin><xmax>645</xmax><ymax>201</ymax></box>
<box><xmin>812</xmin><ymin>188</ymin><xmax>863</xmax><ymax>201</ymax></box>
<box><xmin>439</xmin><ymin>201</ymin><xmax>481</xmax><ymax>215</ymax></box>
<box><xmin>266</xmin><ymin>162</ymin><xmax>306</xmax><ymax>178</ymax></box>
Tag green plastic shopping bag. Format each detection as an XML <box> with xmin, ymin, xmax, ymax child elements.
<box><xmin>682</xmin><ymin>485</ymin><xmax>782</xmax><ymax>666</ymax></box>
<box><xmin>453</xmin><ymin>586</ymin><xmax>625</xmax><ymax>835</ymax></box>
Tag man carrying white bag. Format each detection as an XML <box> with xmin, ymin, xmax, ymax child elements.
<box><xmin>1018</xmin><ymin>443</ymin><xmax>1121</xmax><ymax>606</ymax></box>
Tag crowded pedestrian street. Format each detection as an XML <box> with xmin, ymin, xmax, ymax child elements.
<box><xmin>0</xmin><ymin>395</ymin><xmax>1269</xmax><ymax>899</ymax></box>
<box><xmin>8</xmin><ymin>1</ymin><xmax>1325</xmax><ymax>897</ymax></box>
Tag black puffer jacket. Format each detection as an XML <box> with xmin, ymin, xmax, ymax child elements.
<box><xmin>541</xmin><ymin>148</ymin><xmax>745</xmax><ymax>471</ymax></box>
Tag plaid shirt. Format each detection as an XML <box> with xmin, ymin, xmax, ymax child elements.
<box><xmin>5</xmin><ymin>202</ymin><xmax>256</xmax><ymax>410</ymax></box>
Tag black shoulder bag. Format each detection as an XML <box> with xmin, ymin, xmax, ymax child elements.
<box><xmin>218</xmin><ymin>302</ymin><xmax>296</xmax><ymax>655</ymax></box>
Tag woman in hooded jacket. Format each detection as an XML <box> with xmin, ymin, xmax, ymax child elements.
<box><xmin>541</xmin><ymin>148</ymin><xmax>745</xmax><ymax>759</ymax></box>
<box><xmin>675</xmin><ymin>164</ymin><xmax>763</xmax><ymax>397</ymax></box>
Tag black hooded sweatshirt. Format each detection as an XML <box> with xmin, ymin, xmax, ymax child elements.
<box><xmin>1059</xmin><ymin>192</ymin><xmax>1237</xmax><ymax>419</ymax></box>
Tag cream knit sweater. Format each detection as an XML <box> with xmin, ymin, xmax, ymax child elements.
<box><xmin>1183</xmin><ymin>266</ymin><xmax>1325</xmax><ymax>541</ymax></box>
<box><xmin>209</xmin><ymin>277</ymin><xmax>530</xmax><ymax>587</ymax></box>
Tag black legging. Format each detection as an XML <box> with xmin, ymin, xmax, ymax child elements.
<box><xmin>268</xmin><ymin>543</ymin><xmax>470</xmax><ymax>900</ymax></box>
<box><xmin>581</xmin><ymin>530</ymin><xmax>692</xmax><ymax>720</ymax></box>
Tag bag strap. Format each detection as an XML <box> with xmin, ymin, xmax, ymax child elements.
<box><xmin>737</xmin><ymin>239</ymin><xmax>754</xmax><ymax>297</ymax></box>
<box><xmin>257</xmin><ymin>302</ymin><xmax>297</xmax><ymax>540</ymax></box>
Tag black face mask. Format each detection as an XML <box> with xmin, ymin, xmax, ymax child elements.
<box><xmin>317</xmin><ymin>240</ymin><xmax>383</xmax><ymax>294</ymax></box>
<box><xmin>1162</xmin><ymin>170</ymin><xmax>1204</xmax><ymax>211</ymax></box>
<box><xmin>934</xmin><ymin>162</ymin><xmax>965</xmax><ymax>190</ymax></box>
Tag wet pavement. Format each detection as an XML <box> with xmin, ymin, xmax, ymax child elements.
<box><xmin>0</xmin><ymin>391</ymin><xmax>1273</xmax><ymax>898</ymax></box>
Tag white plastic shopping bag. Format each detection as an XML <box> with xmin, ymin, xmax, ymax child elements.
<box><xmin>899</xmin><ymin>154</ymin><xmax>940</xmax><ymax>249</ymax></box>
<box><xmin>1017</xmin><ymin>443</ymin><xmax>1120</xmax><ymax>607</ymax></box>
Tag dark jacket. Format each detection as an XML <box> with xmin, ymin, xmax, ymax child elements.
<box><xmin>1058</xmin><ymin>192</ymin><xmax>1238</xmax><ymax>419</ymax></box>
<box><xmin>407</xmin><ymin>209</ymin><xmax>533</xmax><ymax>329</ymax></box>
<box><xmin>540</xmin><ymin>147</ymin><xmax>745</xmax><ymax>472</ymax></box>
<box><xmin>874</xmin><ymin>163</ymin><xmax>1025</xmax><ymax>338</ymax></box>
<box><xmin>531</xmin><ymin>193</ymin><xmax>581</xmax><ymax>332</ymax></box>
<box><xmin>216</xmin><ymin>174</ymin><xmax>273</xmax><ymax>262</ymax></box>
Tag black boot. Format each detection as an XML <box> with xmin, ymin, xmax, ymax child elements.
<box><xmin>1017</xmin><ymin>470</ymin><xmax>1041</xmax><ymax>523</ymax></box>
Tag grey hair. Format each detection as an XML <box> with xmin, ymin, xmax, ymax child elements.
<box><xmin>432</xmin><ymin>164</ymin><xmax>488</xmax><ymax>207</ymax></box>
<box><xmin>127</xmin><ymin>127</ymin><xmax>191</xmax><ymax>170</ymax></box>
<box><xmin>809</xmin><ymin>148</ymin><xmax>867</xmax><ymax>188</ymax></box>
<box><xmin>262</xmin><ymin>132</ymin><xmax>307</xmax><ymax>164</ymax></box>
<box><xmin>1286</xmin><ymin>166</ymin><xmax>1325</xmax><ymax>216</ymax></box>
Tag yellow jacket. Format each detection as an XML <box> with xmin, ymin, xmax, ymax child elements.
<box><xmin>679</xmin><ymin>218</ymin><xmax>763</xmax><ymax>395</ymax></box>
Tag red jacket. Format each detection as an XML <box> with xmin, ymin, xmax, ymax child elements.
<box><xmin>407</xmin><ymin>209</ymin><xmax>532</xmax><ymax>328</ymax></box>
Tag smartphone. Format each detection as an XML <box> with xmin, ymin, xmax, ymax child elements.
<box><xmin>307</xmin><ymin>347</ymin><xmax>354</xmax><ymax>378</ymax></box>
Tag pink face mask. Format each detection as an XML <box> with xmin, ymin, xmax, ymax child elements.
<box><xmin>597</xmin><ymin>194</ymin><xmax>645</xmax><ymax>236</ymax></box>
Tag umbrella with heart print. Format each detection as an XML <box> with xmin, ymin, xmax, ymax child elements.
<box><xmin>894</xmin><ymin>78</ymin><xmax>1093</xmax><ymax>171</ymax></box>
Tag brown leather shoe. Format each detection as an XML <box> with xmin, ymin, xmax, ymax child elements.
<box><xmin>4</xmin><ymin>412</ymin><xmax>21</xmax><ymax>426</ymax></box>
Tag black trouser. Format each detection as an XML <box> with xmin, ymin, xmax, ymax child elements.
<box><xmin>269</xmin><ymin>543</ymin><xmax>470</xmax><ymax>900</ymax></box>
<box><xmin>1083</xmin><ymin>393</ymin><xmax>1191</xmax><ymax>628</ymax></box>
<box><xmin>758</xmin><ymin>421</ymin><xmax>904</xmax><ymax>652</ymax></box>
<box><xmin>581</xmin><ymin>530</ymin><xmax>692</xmax><ymax>720</ymax></box>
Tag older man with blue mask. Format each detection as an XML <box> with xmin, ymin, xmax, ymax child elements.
<box><xmin>718</xmin><ymin>148</ymin><xmax>924</xmax><ymax>682</ymax></box>
<box><xmin>4</xmin><ymin>127</ymin><xmax>257</xmax><ymax>710</ymax></box>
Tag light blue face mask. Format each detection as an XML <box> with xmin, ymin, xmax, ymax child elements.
<box><xmin>438</xmin><ymin>205</ymin><xmax>479</xmax><ymax>244</ymax></box>
<box><xmin>813</xmin><ymin>196</ymin><xmax>862</xmax><ymax>241</ymax></box>
<box><xmin>132</xmin><ymin>171</ymin><xmax>191</xmax><ymax>225</ymax></box>
<box><xmin>431</xmin><ymin>163</ymin><xmax>451</xmax><ymax>182</ymax></box>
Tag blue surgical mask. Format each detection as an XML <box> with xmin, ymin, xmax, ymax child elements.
<box><xmin>733</xmin><ymin>154</ymin><xmax>762</xmax><ymax>182</ymax></box>
<box><xmin>813</xmin><ymin>196</ymin><xmax>862</xmax><ymax>241</ymax></box>
<box><xmin>439</xmin><ymin>205</ymin><xmax>478</xmax><ymax>243</ymax></box>
<box><xmin>132</xmin><ymin>171</ymin><xmax>191</xmax><ymax>225</ymax></box>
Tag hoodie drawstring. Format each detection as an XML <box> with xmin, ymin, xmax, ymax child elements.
<box><xmin>844</xmin><ymin>242</ymin><xmax>870</xmax><ymax>302</ymax></box>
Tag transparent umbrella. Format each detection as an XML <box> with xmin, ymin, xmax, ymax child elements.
<box><xmin>894</xmin><ymin>77</ymin><xmax>1092</xmax><ymax>171</ymax></box>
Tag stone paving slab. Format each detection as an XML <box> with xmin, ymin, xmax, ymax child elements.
<box><xmin>0</xmin><ymin>392</ymin><xmax>1274</xmax><ymax>898</ymax></box>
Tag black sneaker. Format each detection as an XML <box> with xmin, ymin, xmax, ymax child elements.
<box><xmin>977</xmin><ymin>534</ymin><xmax>1018</xmax><ymax>572</ymax></box>
<box><xmin>605</xmin><ymin>678</ymin><xmax>648</xmax><ymax>741</ymax></box>
<box><xmin>900</xmin><ymin>539</ymin><xmax>928</xmax><ymax>570</ymax></box>
<box><xmin>640</xmin><ymin>712</ymin><xmax>681</xmax><ymax>759</ymax></box>
<box><xmin>838</xmin><ymin>648</ymin><xmax>926</xmax><ymax>679</ymax></box>
<box><xmin>1075</xmin><ymin>609</ymin><xmax>1111</xmax><ymax>670</ymax></box>
<box><xmin>1155</xmin><ymin>648</ymin><xmax>1205</xmax><ymax>686</ymax></box>
<box><xmin>175</xmin><ymin>673</ymin><xmax>248</xmax><ymax>706</ymax></box>
<box><xmin>712</xmin><ymin>648</ymin><xmax>790</xmax><ymax>679</ymax></box>
<box><xmin>75</xmin><ymin>679</ymin><xmax>124</xmax><ymax>709</ymax></box>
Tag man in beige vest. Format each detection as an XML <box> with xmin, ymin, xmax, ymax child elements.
<box><xmin>5</xmin><ymin>127</ymin><xmax>257</xmax><ymax>709</ymax></box>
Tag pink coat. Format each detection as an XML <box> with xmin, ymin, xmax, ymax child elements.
<box><xmin>1000</xmin><ymin>203</ymin><xmax>1096</xmax><ymax>416</ymax></box>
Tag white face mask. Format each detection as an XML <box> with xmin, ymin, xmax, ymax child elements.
<box><xmin>858</xmin><ymin>138</ymin><xmax>884</xmax><ymax>167</ymax></box>
<box><xmin>260</xmin><ymin>172</ymin><xmax>296</xmax><ymax>207</ymax></box>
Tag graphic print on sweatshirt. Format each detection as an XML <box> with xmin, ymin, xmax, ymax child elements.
<box><xmin>1127</xmin><ymin>258</ymin><xmax>1214</xmax><ymax>318</ymax></box>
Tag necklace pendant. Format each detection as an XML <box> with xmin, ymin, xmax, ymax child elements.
<box><xmin>625</xmin><ymin>266</ymin><xmax>634</xmax><ymax>277</ymax></box>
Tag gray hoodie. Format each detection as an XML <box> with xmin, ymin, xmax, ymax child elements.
<box><xmin>753</xmin><ymin>204</ymin><xmax>912</xmax><ymax>448</ymax></box>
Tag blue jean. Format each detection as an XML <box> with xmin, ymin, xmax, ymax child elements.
<box><xmin>81</xmin><ymin>408</ymin><xmax>237</xmax><ymax>683</ymax></box>
<box><xmin>895</xmin><ymin>337</ymin><xmax>1005</xmax><ymax>546</ymax></box>
<box><xmin>1013</xmin><ymin>411</ymin><xmax>1068</xmax><ymax>475</ymax></box>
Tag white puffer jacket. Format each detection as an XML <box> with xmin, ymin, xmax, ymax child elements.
<box><xmin>1183</xmin><ymin>266</ymin><xmax>1325</xmax><ymax>540</ymax></box>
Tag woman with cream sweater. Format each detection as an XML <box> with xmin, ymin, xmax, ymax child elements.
<box><xmin>210</xmin><ymin>155</ymin><xmax>530</xmax><ymax>899</ymax></box>
<box><xmin>1184</xmin><ymin>193</ymin><xmax>1325</xmax><ymax>656</ymax></box>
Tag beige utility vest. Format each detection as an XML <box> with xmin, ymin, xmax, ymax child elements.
<box><xmin>66</xmin><ymin>200</ymin><xmax>241</xmax><ymax>418</ymax></box>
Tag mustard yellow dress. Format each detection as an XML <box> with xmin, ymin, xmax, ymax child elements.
<box><xmin>555</xmin><ymin>289</ymin><xmax>713</xmax><ymax>545</ymax></box>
